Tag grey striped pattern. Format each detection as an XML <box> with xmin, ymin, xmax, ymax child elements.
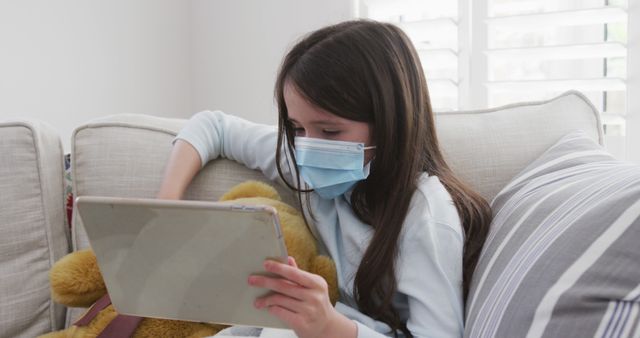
<box><xmin>465</xmin><ymin>130</ymin><xmax>640</xmax><ymax>338</ymax></box>
<box><xmin>594</xmin><ymin>283</ymin><xmax>640</xmax><ymax>338</ymax></box>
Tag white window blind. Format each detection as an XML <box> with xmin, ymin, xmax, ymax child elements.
<box><xmin>361</xmin><ymin>0</ymin><xmax>633</xmax><ymax>161</ymax></box>
<box><xmin>486</xmin><ymin>0</ymin><xmax>628</xmax><ymax>159</ymax></box>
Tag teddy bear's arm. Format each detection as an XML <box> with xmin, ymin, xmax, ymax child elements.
<box><xmin>311</xmin><ymin>255</ymin><xmax>339</xmax><ymax>305</ymax></box>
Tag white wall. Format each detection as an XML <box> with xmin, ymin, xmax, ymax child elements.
<box><xmin>0</xmin><ymin>0</ymin><xmax>192</xmax><ymax>152</ymax></box>
<box><xmin>0</xmin><ymin>0</ymin><xmax>355</xmax><ymax>152</ymax></box>
<box><xmin>191</xmin><ymin>0</ymin><xmax>355</xmax><ymax>124</ymax></box>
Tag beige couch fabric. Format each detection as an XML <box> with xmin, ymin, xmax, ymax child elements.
<box><xmin>0</xmin><ymin>120</ymin><xmax>67</xmax><ymax>338</ymax></box>
<box><xmin>435</xmin><ymin>90</ymin><xmax>602</xmax><ymax>202</ymax></box>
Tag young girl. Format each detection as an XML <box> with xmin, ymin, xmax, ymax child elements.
<box><xmin>158</xmin><ymin>20</ymin><xmax>491</xmax><ymax>338</ymax></box>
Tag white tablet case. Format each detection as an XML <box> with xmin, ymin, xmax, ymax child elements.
<box><xmin>75</xmin><ymin>196</ymin><xmax>289</xmax><ymax>329</ymax></box>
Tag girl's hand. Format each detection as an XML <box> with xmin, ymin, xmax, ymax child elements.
<box><xmin>248</xmin><ymin>256</ymin><xmax>356</xmax><ymax>338</ymax></box>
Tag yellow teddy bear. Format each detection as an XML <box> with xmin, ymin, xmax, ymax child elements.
<box><xmin>40</xmin><ymin>181</ymin><xmax>338</xmax><ymax>338</ymax></box>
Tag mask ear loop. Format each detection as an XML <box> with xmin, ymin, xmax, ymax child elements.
<box><xmin>363</xmin><ymin>146</ymin><xmax>376</xmax><ymax>169</ymax></box>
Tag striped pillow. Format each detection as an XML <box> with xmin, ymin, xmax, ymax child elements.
<box><xmin>465</xmin><ymin>130</ymin><xmax>640</xmax><ymax>338</ymax></box>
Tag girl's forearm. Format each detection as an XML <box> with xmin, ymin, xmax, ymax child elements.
<box><xmin>156</xmin><ymin>139</ymin><xmax>202</xmax><ymax>200</ymax></box>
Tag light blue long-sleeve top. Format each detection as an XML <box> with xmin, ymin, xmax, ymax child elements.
<box><xmin>173</xmin><ymin>110</ymin><xmax>465</xmax><ymax>338</ymax></box>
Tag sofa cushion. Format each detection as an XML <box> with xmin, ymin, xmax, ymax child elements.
<box><xmin>435</xmin><ymin>90</ymin><xmax>602</xmax><ymax>202</ymax></box>
<box><xmin>465</xmin><ymin>130</ymin><xmax>640</xmax><ymax>338</ymax></box>
<box><xmin>0</xmin><ymin>120</ymin><xmax>68</xmax><ymax>338</ymax></box>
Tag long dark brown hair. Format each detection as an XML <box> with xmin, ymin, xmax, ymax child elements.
<box><xmin>274</xmin><ymin>20</ymin><xmax>491</xmax><ymax>337</ymax></box>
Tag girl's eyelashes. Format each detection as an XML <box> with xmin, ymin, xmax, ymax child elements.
<box><xmin>288</xmin><ymin>124</ymin><xmax>341</xmax><ymax>137</ymax></box>
<box><xmin>322</xmin><ymin>129</ymin><xmax>340</xmax><ymax>135</ymax></box>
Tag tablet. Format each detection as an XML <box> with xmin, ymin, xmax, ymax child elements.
<box><xmin>74</xmin><ymin>196</ymin><xmax>289</xmax><ymax>329</ymax></box>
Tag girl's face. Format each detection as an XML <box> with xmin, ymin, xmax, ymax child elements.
<box><xmin>284</xmin><ymin>83</ymin><xmax>375</xmax><ymax>164</ymax></box>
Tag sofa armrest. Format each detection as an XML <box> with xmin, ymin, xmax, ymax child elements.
<box><xmin>0</xmin><ymin>119</ymin><xmax>68</xmax><ymax>337</ymax></box>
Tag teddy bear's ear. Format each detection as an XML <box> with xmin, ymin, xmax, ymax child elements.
<box><xmin>50</xmin><ymin>249</ymin><xmax>107</xmax><ymax>307</ymax></box>
<box><xmin>219</xmin><ymin>180</ymin><xmax>281</xmax><ymax>201</ymax></box>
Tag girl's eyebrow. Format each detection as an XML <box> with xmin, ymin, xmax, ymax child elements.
<box><xmin>288</xmin><ymin>118</ymin><xmax>343</xmax><ymax>126</ymax></box>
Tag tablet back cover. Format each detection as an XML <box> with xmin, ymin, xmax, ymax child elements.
<box><xmin>76</xmin><ymin>196</ymin><xmax>288</xmax><ymax>328</ymax></box>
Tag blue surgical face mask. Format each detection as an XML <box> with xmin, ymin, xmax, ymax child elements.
<box><xmin>294</xmin><ymin>136</ymin><xmax>376</xmax><ymax>199</ymax></box>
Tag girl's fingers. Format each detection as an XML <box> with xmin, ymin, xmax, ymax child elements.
<box><xmin>288</xmin><ymin>256</ymin><xmax>298</xmax><ymax>268</ymax></box>
<box><xmin>248</xmin><ymin>275</ymin><xmax>306</xmax><ymax>300</ymax></box>
<box><xmin>255</xmin><ymin>293</ymin><xmax>305</xmax><ymax>313</ymax></box>
<box><xmin>262</xmin><ymin>260</ymin><xmax>322</xmax><ymax>290</ymax></box>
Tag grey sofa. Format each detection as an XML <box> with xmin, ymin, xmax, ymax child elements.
<box><xmin>4</xmin><ymin>91</ymin><xmax>625</xmax><ymax>338</ymax></box>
